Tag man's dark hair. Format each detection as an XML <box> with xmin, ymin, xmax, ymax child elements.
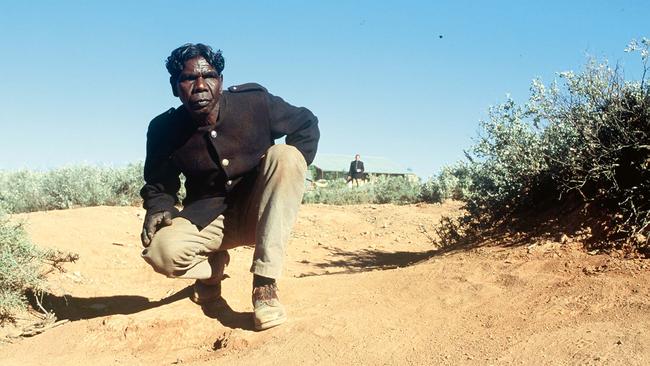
<box><xmin>166</xmin><ymin>43</ymin><xmax>225</xmax><ymax>86</ymax></box>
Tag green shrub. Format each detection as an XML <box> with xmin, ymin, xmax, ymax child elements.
<box><xmin>303</xmin><ymin>179</ymin><xmax>375</xmax><ymax>204</ymax></box>
<box><xmin>0</xmin><ymin>210</ymin><xmax>77</xmax><ymax>322</ymax></box>
<box><xmin>452</xmin><ymin>38</ymin><xmax>650</xmax><ymax>252</ymax></box>
<box><xmin>0</xmin><ymin>163</ymin><xmax>144</xmax><ymax>213</ymax></box>
<box><xmin>464</xmin><ymin>97</ymin><xmax>551</xmax><ymax>220</ymax></box>
<box><xmin>303</xmin><ymin>176</ymin><xmax>424</xmax><ymax>205</ymax></box>
<box><xmin>421</xmin><ymin>162</ymin><xmax>473</xmax><ymax>202</ymax></box>
<box><xmin>371</xmin><ymin>175</ymin><xmax>421</xmax><ymax>204</ymax></box>
<box><xmin>0</xmin><ymin>212</ymin><xmax>49</xmax><ymax>321</ymax></box>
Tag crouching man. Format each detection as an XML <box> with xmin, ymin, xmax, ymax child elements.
<box><xmin>139</xmin><ymin>43</ymin><xmax>319</xmax><ymax>330</ymax></box>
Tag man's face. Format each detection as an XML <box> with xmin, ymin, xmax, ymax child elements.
<box><xmin>176</xmin><ymin>56</ymin><xmax>223</xmax><ymax>119</ymax></box>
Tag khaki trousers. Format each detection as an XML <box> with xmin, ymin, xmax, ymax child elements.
<box><xmin>142</xmin><ymin>144</ymin><xmax>307</xmax><ymax>280</ymax></box>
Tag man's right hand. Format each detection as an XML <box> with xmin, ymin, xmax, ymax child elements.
<box><xmin>141</xmin><ymin>210</ymin><xmax>173</xmax><ymax>247</ymax></box>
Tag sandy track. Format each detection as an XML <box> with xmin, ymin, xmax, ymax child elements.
<box><xmin>1</xmin><ymin>203</ymin><xmax>649</xmax><ymax>365</ymax></box>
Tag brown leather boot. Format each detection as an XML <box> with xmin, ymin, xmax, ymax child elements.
<box><xmin>252</xmin><ymin>283</ymin><xmax>286</xmax><ymax>330</ymax></box>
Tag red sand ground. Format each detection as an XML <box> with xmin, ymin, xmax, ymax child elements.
<box><xmin>1</xmin><ymin>203</ymin><xmax>649</xmax><ymax>365</ymax></box>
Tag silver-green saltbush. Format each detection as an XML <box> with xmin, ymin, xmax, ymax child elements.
<box><xmin>0</xmin><ymin>211</ymin><xmax>49</xmax><ymax>321</ymax></box>
<box><xmin>420</xmin><ymin>163</ymin><xmax>473</xmax><ymax>202</ymax></box>
<box><xmin>302</xmin><ymin>179</ymin><xmax>375</xmax><ymax>205</ymax></box>
<box><xmin>453</xmin><ymin>38</ymin><xmax>650</xmax><ymax>252</ymax></box>
<box><xmin>0</xmin><ymin>163</ymin><xmax>144</xmax><ymax>213</ymax></box>
<box><xmin>303</xmin><ymin>176</ymin><xmax>424</xmax><ymax>205</ymax></box>
<box><xmin>371</xmin><ymin>175</ymin><xmax>421</xmax><ymax>204</ymax></box>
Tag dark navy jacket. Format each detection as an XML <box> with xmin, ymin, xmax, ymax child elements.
<box><xmin>140</xmin><ymin>83</ymin><xmax>319</xmax><ymax>228</ymax></box>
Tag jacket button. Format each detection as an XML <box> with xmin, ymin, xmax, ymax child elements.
<box><xmin>221</xmin><ymin>158</ymin><xmax>230</xmax><ymax>167</ymax></box>
<box><xmin>210</xmin><ymin>130</ymin><xmax>217</xmax><ymax>138</ymax></box>
<box><xmin>226</xmin><ymin>180</ymin><xmax>232</xmax><ymax>186</ymax></box>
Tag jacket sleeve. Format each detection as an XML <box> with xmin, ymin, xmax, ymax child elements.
<box><xmin>139</xmin><ymin>117</ymin><xmax>181</xmax><ymax>216</ymax></box>
<box><xmin>266</xmin><ymin>92</ymin><xmax>320</xmax><ymax>165</ymax></box>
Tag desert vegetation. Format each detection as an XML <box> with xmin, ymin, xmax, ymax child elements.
<box><xmin>0</xmin><ymin>164</ymin><xmax>441</xmax><ymax>212</ymax></box>
<box><xmin>303</xmin><ymin>176</ymin><xmax>423</xmax><ymax>205</ymax></box>
<box><xmin>435</xmin><ymin>38</ymin><xmax>650</xmax><ymax>255</ymax></box>
<box><xmin>306</xmin><ymin>39</ymin><xmax>650</xmax><ymax>256</ymax></box>
<box><xmin>0</xmin><ymin>211</ymin><xmax>76</xmax><ymax>322</ymax></box>
<box><xmin>0</xmin><ymin>164</ymin><xmax>144</xmax><ymax>214</ymax></box>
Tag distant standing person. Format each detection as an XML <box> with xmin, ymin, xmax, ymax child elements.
<box><xmin>348</xmin><ymin>154</ymin><xmax>365</xmax><ymax>187</ymax></box>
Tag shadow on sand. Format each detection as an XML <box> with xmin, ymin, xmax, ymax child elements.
<box><xmin>296</xmin><ymin>246</ymin><xmax>451</xmax><ymax>277</ymax></box>
<box><xmin>28</xmin><ymin>286</ymin><xmax>253</xmax><ymax>331</ymax></box>
<box><xmin>29</xmin><ymin>286</ymin><xmax>192</xmax><ymax>321</ymax></box>
<box><xmin>200</xmin><ymin>298</ymin><xmax>254</xmax><ymax>331</ymax></box>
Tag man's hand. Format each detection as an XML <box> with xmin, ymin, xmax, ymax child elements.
<box><xmin>141</xmin><ymin>211</ymin><xmax>173</xmax><ymax>247</ymax></box>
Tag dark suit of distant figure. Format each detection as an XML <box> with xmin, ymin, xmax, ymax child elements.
<box><xmin>348</xmin><ymin>155</ymin><xmax>365</xmax><ymax>187</ymax></box>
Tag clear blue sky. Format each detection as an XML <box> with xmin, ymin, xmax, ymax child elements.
<box><xmin>0</xmin><ymin>0</ymin><xmax>647</xmax><ymax>178</ymax></box>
